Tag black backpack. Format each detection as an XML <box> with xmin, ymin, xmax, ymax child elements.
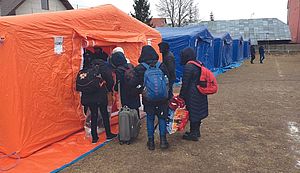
<box><xmin>76</xmin><ymin>65</ymin><xmax>105</xmax><ymax>93</ymax></box>
<box><xmin>118</xmin><ymin>64</ymin><xmax>142</xmax><ymax>96</ymax></box>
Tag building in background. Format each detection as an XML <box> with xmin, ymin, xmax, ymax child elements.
<box><xmin>288</xmin><ymin>0</ymin><xmax>300</xmax><ymax>43</ymax></box>
<box><xmin>150</xmin><ymin>18</ymin><xmax>167</xmax><ymax>28</ymax></box>
<box><xmin>198</xmin><ymin>18</ymin><xmax>291</xmax><ymax>45</ymax></box>
<box><xmin>0</xmin><ymin>0</ymin><xmax>73</xmax><ymax>16</ymax></box>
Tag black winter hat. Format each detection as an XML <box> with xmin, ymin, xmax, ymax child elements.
<box><xmin>180</xmin><ymin>47</ymin><xmax>196</xmax><ymax>65</ymax></box>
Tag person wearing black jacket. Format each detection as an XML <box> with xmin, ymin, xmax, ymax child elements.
<box><xmin>259</xmin><ymin>45</ymin><xmax>265</xmax><ymax>64</ymax></box>
<box><xmin>179</xmin><ymin>47</ymin><xmax>208</xmax><ymax>141</ymax></box>
<box><xmin>110</xmin><ymin>52</ymin><xmax>141</xmax><ymax>118</ymax></box>
<box><xmin>130</xmin><ymin>45</ymin><xmax>170</xmax><ymax>150</ymax></box>
<box><xmin>81</xmin><ymin>56</ymin><xmax>117</xmax><ymax>144</ymax></box>
<box><xmin>158</xmin><ymin>42</ymin><xmax>176</xmax><ymax>99</ymax></box>
<box><xmin>94</xmin><ymin>46</ymin><xmax>109</xmax><ymax>62</ymax></box>
<box><xmin>250</xmin><ymin>45</ymin><xmax>255</xmax><ymax>64</ymax></box>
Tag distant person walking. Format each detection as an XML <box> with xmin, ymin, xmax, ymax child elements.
<box><xmin>259</xmin><ymin>45</ymin><xmax>265</xmax><ymax>64</ymax></box>
<box><xmin>250</xmin><ymin>45</ymin><xmax>256</xmax><ymax>64</ymax></box>
<box><xmin>158</xmin><ymin>42</ymin><xmax>176</xmax><ymax>99</ymax></box>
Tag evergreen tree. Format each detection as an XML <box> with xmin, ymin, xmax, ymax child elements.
<box><xmin>210</xmin><ymin>12</ymin><xmax>215</xmax><ymax>21</ymax></box>
<box><xmin>131</xmin><ymin>0</ymin><xmax>152</xmax><ymax>26</ymax></box>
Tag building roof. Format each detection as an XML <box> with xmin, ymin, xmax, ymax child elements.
<box><xmin>150</xmin><ymin>18</ymin><xmax>166</xmax><ymax>28</ymax></box>
<box><xmin>197</xmin><ymin>18</ymin><xmax>291</xmax><ymax>45</ymax></box>
<box><xmin>0</xmin><ymin>0</ymin><xmax>73</xmax><ymax>16</ymax></box>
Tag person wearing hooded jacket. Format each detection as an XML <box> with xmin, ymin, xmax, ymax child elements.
<box><xmin>110</xmin><ymin>51</ymin><xmax>141</xmax><ymax>118</ymax></box>
<box><xmin>81</xmin><ymin>56</ymin><xmax>117</xmax><ymax>144</ymax></box>
<box><xmin>158</xmin><ymin>42</ymin><xmax>176</xmax><ymax>99</ymax></box>
<box><xmin>179</xmin><ymin>47</ymin><xmax>208</xmax><ymax>141</ymax></box>
<box><xmin>130</xmin><ymin>45</ymin><xmax>170</xmax><ymax>150</ymax></box>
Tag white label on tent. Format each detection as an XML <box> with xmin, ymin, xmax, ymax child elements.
<box><xmin>147</xmin><ymin>38</ymin><xmax>152</xmax><ymax>45</ymax></box>
<box><xmin>54</xmin><ymin>36</ymin><xmax>64</xmax><ymax>54</ymax></box>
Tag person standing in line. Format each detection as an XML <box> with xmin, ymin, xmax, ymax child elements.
<box><xmin>158</xmin><ymin>42</ymin><xmax>176</xmax><ymax>99</ymax></box>
<box><xmin>110</xmin><ymin>51</ymin><xmax>141</xmax><ymax>118</ymax></box>
<box><xmin>80</xmin><ymin>52</ymin><xmax>117</xmax><ymax>144</ymax></box>
<box><xmin>179</xmin><ymin>47</ymin><xmax>209</xmax><ymax>142</ymax></box>
<box><xmin>94</xmin><ymin>46</ymin><xmax>109</xmax><ymax>62</ymax></box>
<box><xmin>250</xmin><ymin>45</ymin><xmax>256</xmax><ymax>64</ymax></box>
<box><xmin>130</xmin><ymin>45</ymin><xmax>170</xmax><ymax>150</ymax></box>
<box><xmin>259</xmin><ymin>45</ymin><xmax>265</xmax><ymax>64</ymax></box>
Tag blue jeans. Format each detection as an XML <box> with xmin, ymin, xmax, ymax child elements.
<box><xmin>146</xmin><ymin>114</ymin><xmax>166</xmax><ymax>138</ymax></box>
<box><xmin>260</xmin><ymin>54</ymin><xmax>265</xmax><ymax>63</ymax></box>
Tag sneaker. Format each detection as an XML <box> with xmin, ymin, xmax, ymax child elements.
<box><xmin>106</xmin><ymin>133</ymin><xmax>118</xmax><ymax>140</ymax></box>
<box><xmin>92</xmin><ymin>137</ymin><xmax>99</xmax><ymax>144</ymax></box>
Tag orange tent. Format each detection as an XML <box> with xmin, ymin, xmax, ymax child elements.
<box><xmin>0</xmin><ymin>4</ymin><xmax>162</xmax><ymax>157</ymax></box>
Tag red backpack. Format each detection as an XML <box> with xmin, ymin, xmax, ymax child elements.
<box><xmin>187</xmin><ymin>61</ymin><xmax>218</xmax><ymax>95</ymax></box>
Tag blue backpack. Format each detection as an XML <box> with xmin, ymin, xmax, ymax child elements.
<box><xmin>142</xmin><ymin>62</ymin><xmax>168</xmax><ymax>101</ymax></box>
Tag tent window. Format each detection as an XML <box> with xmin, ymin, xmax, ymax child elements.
<box><xmin>41</xmin><ymin>0</ymin><xmax>49</xmax><ymax>10</ymax></box>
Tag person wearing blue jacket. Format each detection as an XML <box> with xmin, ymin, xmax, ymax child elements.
<box><xmin>259</xmin><ymin>45</ymin><xmax>265</xmax><ymax>64</ymax></box>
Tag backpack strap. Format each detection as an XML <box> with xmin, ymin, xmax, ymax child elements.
<box><xmin>142</xmin><ymin>61</ymin><xmax>161</xmax><ymax>69</ymax></box>
<box><xmin>141</xmin><ymin>62</ymin><xmax>150</xmax><ymax>70</ymax></box>
<box><xmin>187</xmin><ymin>60</ymin><xmax>203</xmax><ymax>68</ymax></box>
<box><xmin>154</xmin><ymin>62</ymin><xmax>161</xmax><ymax>68</ymax></box>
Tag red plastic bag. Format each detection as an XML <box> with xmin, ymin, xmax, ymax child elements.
<box><xmin>167</xmin><ymin>95</ymin><xmax>189</xmax><ymax>134</ymax></box>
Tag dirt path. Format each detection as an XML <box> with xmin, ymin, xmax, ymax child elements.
<box><xmin>62</xmin><ymin>54</ymin><xmax>300</xmax><ymax>173</ymax></box>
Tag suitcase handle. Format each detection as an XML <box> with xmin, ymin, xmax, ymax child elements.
<box><xmin>120</xmin><ymin>105</ymin><xmax>130</xmax><ymax>111</ymax></box>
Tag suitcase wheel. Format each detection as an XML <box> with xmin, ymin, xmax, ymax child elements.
<box><xmin>126</xmin><ymin>141</ymin><xmax>130</xmax><ymax>145</ymax></box>
<box><xmin>119</xmin><ymin>141</ymin><xmax>124</xmax><ymax>145</ymax></box>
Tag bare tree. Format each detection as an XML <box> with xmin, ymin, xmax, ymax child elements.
<box><xmin>156</xmin><ymin>0</ymin><xmax>199</xmax><ymax>27</ymax></box>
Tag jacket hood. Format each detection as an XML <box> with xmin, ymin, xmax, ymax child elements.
<box><xmin>110</xmin><ymin>52</ymin><xmax>127</xmax><ymax>67</ymax></box>
<box><xmin>138</xmin><ymin>45</ymin><xmax>159</xmax><ymax>63</ymax></box>
<box><xmin>180</xmin><ymin>47</ymin><xmax>196</xmax><ymax>65</ymax></box>
<box><xmin>158</xmin><ymin>42</ymin><xmax>170</xmax><ymax>53</ymax></box>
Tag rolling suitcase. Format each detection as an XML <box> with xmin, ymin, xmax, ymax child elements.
<box><xmin>118</xmin><ymin>106</ymin><xmax>141</xmax><ymax>145</ymax></box>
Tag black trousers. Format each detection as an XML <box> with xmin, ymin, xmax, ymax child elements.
<box><xmin>87</xmin><ymin>103</ymin><xmax>111</xmax><ymax>140</ymax></box>
<box><xmin>250</xmin><ymin>54</ymin><xmax>255</xmax><ymax>63</ymax></box>
<box><xmin>190</xmin><ymin>121</ymin><xmax>201</xmax><ymax>135</ymax></box>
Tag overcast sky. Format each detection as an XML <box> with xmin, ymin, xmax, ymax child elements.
<box><xmin>68</xmin><ymin>0</ymin><xmax>288</xmax><ymax>23</ymax></box>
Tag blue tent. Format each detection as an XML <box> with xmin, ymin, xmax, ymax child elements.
<box><xmin>213</xmin><ymin>33</ymin><xmax>233</xmax><ymax>68</ymax></box>
<box><xmin>157</xmin><ymin>26</ymin><xmax>214</xmax><ymax>81</ymax></box>
<box><xmin>232</xmin><ymin>36</ymin><xmax>244</xmax><ymax>62</ymax></box>
<box><xmin>243</xmin><ymin>39</ymin><xmax>251</xmax><ymax>59</ymax></box>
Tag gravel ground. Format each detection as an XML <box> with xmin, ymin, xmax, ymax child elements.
<box><xmin>62</xmin><ymin>54</ymin><xmax>300</xmax><ymax>173</ymax></box>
